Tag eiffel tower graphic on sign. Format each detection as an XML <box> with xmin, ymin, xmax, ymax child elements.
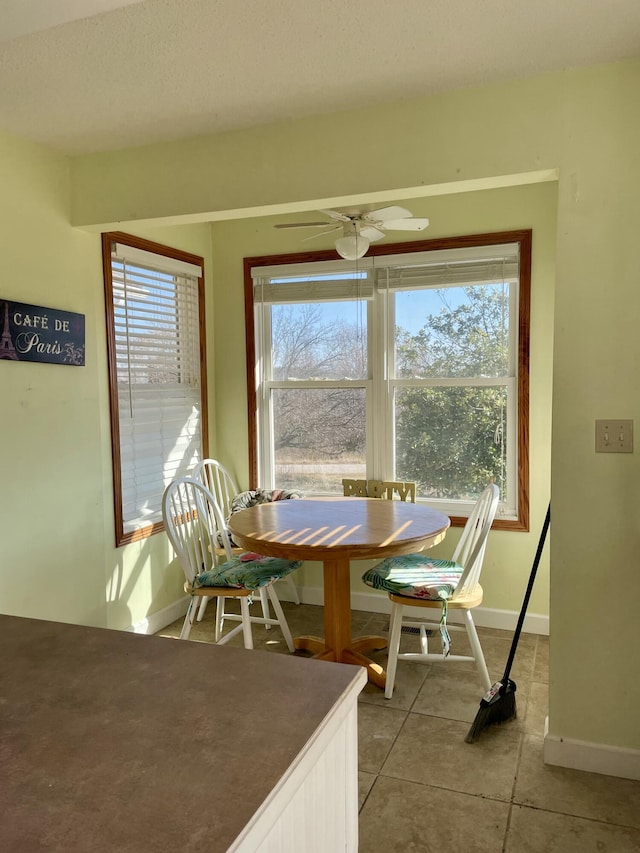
<box><xmin>0</xmin><ymin>301</ymin><xmax>18</xmax><ymax>360</ymax></box>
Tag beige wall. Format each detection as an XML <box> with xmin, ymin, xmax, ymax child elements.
<box><xmin>3</xmin><ymin>55</ymin><xmax>639</xmax><ymax>756</ymax></box>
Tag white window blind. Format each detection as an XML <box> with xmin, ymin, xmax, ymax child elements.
<box><xmin>251</xmin><ymin>247</ymin><xmax>517</xmax><ymax>302</ymax></box>
<box><xmin>110</xmin><ymin>243</ymin><xmax>203</xmax><ymax>537</ymax></box>
<box><xmin>376</xmin><ymin>244</ymin><xmax>520</xmax><ymax>290</ymax></box>
<box><xmin>252</xmin><ymin>258</ymin><xmax>374</xmax><ymax>303</ymax></box>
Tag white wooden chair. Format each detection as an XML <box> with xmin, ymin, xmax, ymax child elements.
<box><xmin>192</xmin><ymin>458</ymin><xmax>245</xmax><ymax>621</ymax></box>
<box><xmin>193</xmin><ymin>459</ymin><xmax>301</xmax><ymax>616</ymax></box>
<box><xmin>362</xmin><ymin>483</ymin><xmax>500</xmax><ymax>698</ymax></box>
<box><xmin>162</xmin><ymin>476</ymin><xmax>297</xmax><ymax>650</ymax></box>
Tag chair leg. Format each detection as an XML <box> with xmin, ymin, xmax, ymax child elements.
<box><xmin>180</xmin><ymin>597</ymin><xmax>198</xmax><ymax>640</ymax></box>
<box><xmin>240</xmin><ymin>598</ymin><xmax>254</xmax><ymax>649</ymax></box>
<box><xmin>259</xmin><ymin>587</ymin><xmax>271</xmax><ymax>630</ymax></box>
<box><xmin>196</xmin><ymin>597</ymin><xmax>208</xmax><ymax>622</ymax></box>
<box><xmin>419</xmin><ymin>623</ymin><xmax>430</xmax><ymax>654</ymax></box>
<box><xmin>385</xmin><ymin>601</ymin><xmax>403</xmax><ymax>699</ymax></box>
<box><xmin>463</xmin><ymin>610</ymin><xmax>491</xmax><ymax>692</ymax></box>
<box><xmin>214</xmin><ymin>597</ymin><xmax>225</xmax><ymax>642</ymax></box>
<box><xmin>266</xmin><ymin>585</ymin><xmax>294</xmax><ymax>652</ymax></box>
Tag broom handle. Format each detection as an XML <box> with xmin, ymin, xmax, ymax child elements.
<box><xmin>501</xmin><ymin>503</ymin><xmax>551</xmax><ymax>683</ymax></box>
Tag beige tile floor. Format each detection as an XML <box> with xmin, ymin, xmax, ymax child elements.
<box><xmin>158</xmin><ymin>599</ymin><xmax>640</xmax><ymax>853</ymax></box>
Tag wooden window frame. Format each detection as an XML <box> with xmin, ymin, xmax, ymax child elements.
<box><xmin>244</xmin><ymin>230</ymin><xmax>530</xmax><ymax>532</ymax></box>
<box><xmin>102</xmin><ymin>231</ymin><xmax>209</xmax><ymax>546</ymax></box>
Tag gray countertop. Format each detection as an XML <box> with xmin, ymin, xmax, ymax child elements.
<box><xmin>0</xmin><ymin>614</ymin><xmax>364</xmax><ymax>852</ymax></box>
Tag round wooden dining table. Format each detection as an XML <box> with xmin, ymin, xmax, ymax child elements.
<box><xmin>228</xmin><ymin>497</ymin><xmax>450</xmax><ymax>688</ymax></box>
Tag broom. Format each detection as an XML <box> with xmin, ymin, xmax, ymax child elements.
<box><xmin>465</xmin><ymin>503</ymin><xmax>550</xmax><ymax>744</ymax></box>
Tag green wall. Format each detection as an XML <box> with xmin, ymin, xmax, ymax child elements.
<box><xmin>0</xmin><ymin>130</ymin><xmax>212</xmax><ymax>631</ymax></box>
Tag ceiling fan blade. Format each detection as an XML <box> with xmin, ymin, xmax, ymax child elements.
<box><xmin>274</xmin><ymin>222</ymin><xmax>333</xmax><ymax>229</ymax></box>
<box><xmin>359</xmin><ymin>225</ymin><xmax>386</xmax><ymax>242</ymax></box>
<box><xmin>380</xmin><ymin>217</ymin><xmax>430</xmax><ymax>231</ymax></box>
<box><xmin>301</xmin><ymin>225</ymin><xmax>342</xmax><ymax>242</ymax></box>
<box><xmin>318</xmin><ymin>208</ymin><xmax>351</xmax><ymax>223</ymax></box>
<box><xmin>366</xmin><ymin>205</ymin><xmax>412</xmax><ymax>222</ymax></box>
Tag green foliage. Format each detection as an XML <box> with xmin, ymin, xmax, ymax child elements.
<box><xmin>395</xmin><ymin>285</ymin><xmax>509</xmax><ymax>500</ymax></box>
<box><xmin>396</xmin><ymin>386</ymin><xmax>507</xmax><ymax>500</ymax></box>
<box><xmin>396</xmin><ymin>285</ymin><xmax>509</xmax><ymax>379</ymax></box>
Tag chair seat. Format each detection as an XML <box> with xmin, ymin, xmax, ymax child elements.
<box><xmin>388</xmin><ymin>585</ymin><xmax>484</xmax><ymax>609</ymax></box>
<box><xmin>185</xmin><ymin>582</ymin><xmax>253</xmax><ymax>598</ymax></box>
<box><xmin>362</xmin><ymin>554</ymin><xmax>463</xmax><ymax>601</ymax></box>
<box><xmin>195</xmin><ymin>554</ymin><xmax>302</xmax><ymax>590</ymax></box>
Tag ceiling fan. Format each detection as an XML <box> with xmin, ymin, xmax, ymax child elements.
<box><xmin>274</xmin><ymin>206</ymin><xmax>429</xmax><ymax>260</ymax></box>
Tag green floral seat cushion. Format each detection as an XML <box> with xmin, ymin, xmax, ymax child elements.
<box><xmin>362</xmin><ymin>554</ymin><xmax>463</xmax><ymax>601</ymax></box>
<box><xmin>363</xmin><ymin>554</ymin><xmax>464</xmax><ymax>656</ymax></box>
<box><xmin>195</xmin><ymin>554</ymin><xmax>302</xmax><ymax>591</ymax></box>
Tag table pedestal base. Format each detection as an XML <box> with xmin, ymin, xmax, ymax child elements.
<box><xmin>294</xmin><ymin>634</ymin><xmax>389</xmax><ymax>688</ymax></box>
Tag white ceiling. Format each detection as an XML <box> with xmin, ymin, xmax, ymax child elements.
<box><xmin>0</xmin><ymin>1</ymin><xmax>145</xmax><ymax>42</ymax></box>
<box><xmin>1</xmin><ymin>0</ymin><xmax>640</xmax><ymax>156</ymax></box>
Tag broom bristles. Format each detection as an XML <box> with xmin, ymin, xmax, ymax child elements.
<box><xmin>465</xmin><ymin>679</ymin><xmax>517</xmax><ymax>743</ymax></box>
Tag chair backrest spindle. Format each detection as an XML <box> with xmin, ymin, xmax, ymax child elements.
<box><xmin>451</xmin><ymin>483</ymin><xmax>500</xmax><ymax>599</ymax></box>
<box><xmin>194</xmin><ymin>459</ymin><xmax>240</xmax><ymax>521</ymax></box>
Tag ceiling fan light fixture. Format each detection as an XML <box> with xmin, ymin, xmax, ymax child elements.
<box><xmin>335</xmin><ymin>233</ymin><xmax>370</xmax><ymax>261</ymax></box>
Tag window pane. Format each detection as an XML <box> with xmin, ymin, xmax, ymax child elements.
<box><xmin>395</xmin><ymin>386</ymin><xmax>508</xmax><ymax>502</ymax></box>
<box><xmin>271</xmin><ymin>301</ymin><xmax>367</xmax><ymax>380</ymax></box>
<box><xmin>394</xmin><ymin>284</ymin><xmax>510</xmax><ymax>379</ymax></box>
<box><xmin>272</xmin><ymin>388</ymin><xmax>366</xmax><ymax>492</ymax></box>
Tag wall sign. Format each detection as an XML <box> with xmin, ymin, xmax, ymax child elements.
<box><xmin>0</xmin><ymin>299</ymin><xmax>85</xmax><ymax>366</ymax></box>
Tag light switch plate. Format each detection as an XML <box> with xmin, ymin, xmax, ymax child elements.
<box><xmin>595</xmin><ymin>419</ymin><xmax>633</xmax><ymax>453</ymax></box>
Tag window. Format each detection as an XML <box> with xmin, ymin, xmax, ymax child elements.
<box><xmin>245</xmin><ymin>231</ymin><xmax>530</xmax><ymax>531</ymax></box>
<box><xmin>102</xmin><ymin>232</ymin><xmax>208</xmax><ymax>546</ymax></box>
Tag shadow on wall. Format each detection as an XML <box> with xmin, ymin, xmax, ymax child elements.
<box><xmin>102</xmin><ymin>531</ymin><xmax>182</xmax><ymax>631</ymax></box>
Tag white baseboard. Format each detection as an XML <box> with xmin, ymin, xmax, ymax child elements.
<box><xmin>544</xmin><ymin>718</ymin><xmax>640</xmax><ymax>780</ymax></box>
<box><xmin>296</xmin><ymin>585</ymin><xmax>549</xmax><ymax>636</ymax></box>
<box><xmin>129</xmin><ymin>584</ymin><xmax>549</xmax><ymax>637</ymax></box>
<box><xmin>125</xmin><ymin>579</ymin><xmax>304</xmax><ymax>635</ymax></box>
<box><xmin>126</xmin><ymin>596</ymin><xmax>190</xmax><ymax>635</ymax></box>
<box><xmin>126</xmin><ymin>578</ymin><xmax>304</xmax><ymax>635</ymax></box>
